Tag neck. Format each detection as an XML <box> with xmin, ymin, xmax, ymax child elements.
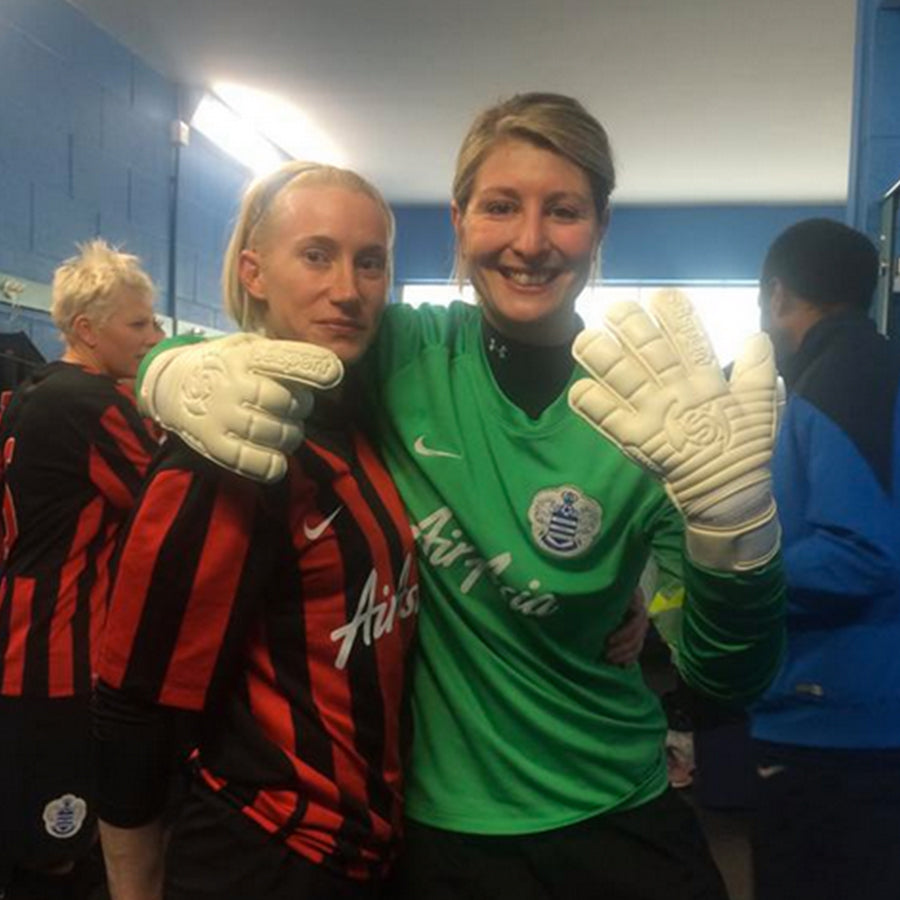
<box><xmin>792</xmin><ymin>301</ymin><xmax>857</xmax><ymax>352</ymax></box>
<box><xmin>481</xmin><ymin>318</ymin><xmax>575</xmax><ymax>419</ymax></box>
<box><xmin>62</xmin><ymin>344</ymin><xmax>104</xmax><ymax>373</ymax></box>
<box><xmin>481</xmin><ymin>307</ymin><xmax>579</xmax><ymax>347</ymax></box>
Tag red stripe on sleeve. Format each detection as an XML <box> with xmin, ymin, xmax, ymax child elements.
<box><xmin>98</xmin><ymin>470</ymin><xmax>194</xmax><ymax>689</ymax></box>
<box><xmin>1</xmin><ymin>576</ymin><xmax>35</xmax><ymax>695</ymax></box>
<box><xmin>158</xmin><ymin>479</ymin><xmax>257</xmax><ymax>709</ymax></box>
<box><xmin>104</xmin><ymin>396</ymin><xmax>154</xmax><ymax>475</ymax></box>
<box><xmin>89</xmin><ymin>444</ymin><xmax>135</xmax><ymax>511</ymax></box>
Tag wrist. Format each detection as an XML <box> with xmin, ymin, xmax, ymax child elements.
<box><xmin>137</xmin><ymin>335</ymin><xmax>208</xmax><ymax>411</ymax></box>
<box><xmin>685</xmin><ymin>500</ymin><xmax>781</xmax><ymax>572</ymax></box>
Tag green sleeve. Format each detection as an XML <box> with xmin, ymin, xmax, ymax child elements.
<box><xmin>649</xmin><ymin>503</ymin><xmax>786</xmax><ymax>706</ymax></box>
<box><xmin>135</xmin><ymin>334</ymin><xmax>209</xmax><ymax>394</ymax></box>
<box><xmin>362</xmin><ymin>301</ymin><xmax>473</xmax><ymax>384</ymax></box>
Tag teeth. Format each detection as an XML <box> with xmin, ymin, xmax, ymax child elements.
<box><xmin>504</xmin><ymin>270</ymin><xmax>554</xmax><ymax>286</ymax></box>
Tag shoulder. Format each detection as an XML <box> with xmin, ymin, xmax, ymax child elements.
<box><xmin>380</xmin><ymin>300</ymin><xmax>478</xmax><ymax>349</ymax></box>
<box><xmin>790</xmin><ymin>324</ymin><xmax>900</xmax><ymax>489</ymax></box>
<box><xmin>4</xmin><ymin>363</ymin><xmax>122</xmax><ymax>427</ymax></box>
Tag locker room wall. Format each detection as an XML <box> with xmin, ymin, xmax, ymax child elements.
<box><xmin>0</xmin><ymin>0</ymin><xmax>845</xmax><ymax>360</ymax></box>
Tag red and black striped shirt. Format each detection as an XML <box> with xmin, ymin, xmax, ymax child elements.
<box><xmin>0</xmin><ymin>362</ymin><xmax>158</xmax><ymax>698</ymax></box>
<box><xmin>99</xmin><ymin>415</ymin><xmax>418</xmax><ymax>879</ymax></box>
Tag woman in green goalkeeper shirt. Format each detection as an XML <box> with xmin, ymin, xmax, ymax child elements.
<box><xmin>139</xmin><ymin>93</ymin><xmax>785</xmax><ymax>899</ymax></box>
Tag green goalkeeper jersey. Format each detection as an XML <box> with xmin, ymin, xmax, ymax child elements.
<box><xmin>364</xmin><ymin>301</ymin><xmax>784</xmax><ymax>834</ymax></box>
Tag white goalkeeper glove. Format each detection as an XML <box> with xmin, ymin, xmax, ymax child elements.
<box><xmin>569</xmin><ymin>290</ymin><xmax>780</xmax><ymax>572</ymax></box>
<box><xmin>139</xmin><ymin>333</ymin><xmax>343</xmax><ymax>483</ymax></box>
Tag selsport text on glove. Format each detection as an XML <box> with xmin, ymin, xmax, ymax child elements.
<box><xmin>569</xmin><ymin>289</ymin><xmax>780</xmax><ymax>572</ymax></box>
<box><xmin>139</xmin><ymin>333</ymin><xmax>343</xmax><ymax>483</ymax></box>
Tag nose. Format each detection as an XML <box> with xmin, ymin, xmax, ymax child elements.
<box><xmin>146</xmin><ymin>323</ymin><xmax>163</xmax><ymax>349</ymax></box>
<box><xmin>328</xmin><ymin>258</ymin><xmax>362</xmax><ymax>307</ymax></box>
<box><xmin>510</xmin><ymin>207</ymin><xmax>550</xmax><ymax>260</ymax></box>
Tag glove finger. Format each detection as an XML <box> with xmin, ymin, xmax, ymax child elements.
<box><xmin>569</xmin><ymin>376</ymin><xmax>620</xmax><ymax>429</ymax></box>
<box><xmin>241</xmin><ymin>374</ymin><xmax>314</xmax><ymax>420</ymax></box>
<box><xmin>569</xmin><ymin>378</ymin><xmax>647</xmax><ymax>448</ymax></box>
<box><xmin>248</xmin><ymin>341</ymin><xmax>344</xmax><ymax>390</ymax></box>
<box><xmin>177</xmin><ymin>428</ymin><xmax>287</xmax><ymax>484</ymax></box>
<box><xmin>573</xmin><ymin>329</ymin><xmax>649</xmax><ymax>405</ymax></box>
<box><xmin>602</xmin><ymin>301</ymin><xmax>681</xmax><ymax>382</ymax></box>
<box><xmin>648</xmin><ymin>290</ymin><xmax>722</xmax><ymax>378</ymax></box>
<box><xmin>219</xmin><ymin>401</ymin><xmax>304</xmax><ymax>455</ymax></box>
<box><xmin>570</xmin><ymin>378</ymin><xmax>663</xmax><ymax>475</ymax></box>
<box><xmin>729</xmin><ymin>332</ymin><xmax>776</xmax><ymax>395</ymax></box>
<box><xmin>233</xmin><ymin>440</ymin><xmax>289</xmax><ymax>484</ymax></box>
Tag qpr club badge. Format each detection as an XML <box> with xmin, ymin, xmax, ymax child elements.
<box><xmin>529</xmin><ymin>486</ymin><xmax>602</xmax><ymax>558</ymax></box>
<box><xmin>42</xmin><ymin>793</ymin><xmax>87</xmax><ymax>839</ymax></box>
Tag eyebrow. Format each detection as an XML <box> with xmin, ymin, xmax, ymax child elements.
<box><xmin>476</xmin><ymin>187</ymin><xmax>591</xmax><ymax>204</ymax></box>
<box><xmin>291</xmin><ymin>236</ymin><xmax>387</xmax><ymax>256</ymax></box>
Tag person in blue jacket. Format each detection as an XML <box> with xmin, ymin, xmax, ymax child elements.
<box><xmin>751</xmin><ymin>217</ymin><xmax>900</xmax><ymax>900</ymax></box>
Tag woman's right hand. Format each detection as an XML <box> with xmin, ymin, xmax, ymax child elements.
<box><xmin>139</xmin><ymin>334</ymin><xmax>343</xmax><ymax>482</ymax></box>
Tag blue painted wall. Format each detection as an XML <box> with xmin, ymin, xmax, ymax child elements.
<box><xmin>0</xmin><ymin>0</ymin><xmax>847</xmax><ymax>361</ymax></box>
<box><xmin>0</xmin><ymin>0</ymin><xmax>248</xmax><ymax>358</ymax></box>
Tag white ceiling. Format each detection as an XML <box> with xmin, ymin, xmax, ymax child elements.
<box><xmin>67</xmin><ymin>0</ymin><xmax>858</xmax><ymax>205</ymax></box>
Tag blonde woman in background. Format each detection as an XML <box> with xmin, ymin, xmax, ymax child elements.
<box><xmin>0</xmin><ymin>241</ymin><xmax>161</xmax><ymax>900</ymax></box>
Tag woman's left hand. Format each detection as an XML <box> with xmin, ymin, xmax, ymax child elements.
<box><xmin>605</xmin><ymin>591</ymin><xmax>649</xmax><ymax>667</ymax></box>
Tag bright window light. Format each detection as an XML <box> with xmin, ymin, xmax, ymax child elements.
<box><xmin>401</xmin><ymin>283</ymin><xmax>476</xmax><ymax>307</ymax></box>
<box><xmin>213</xmin><ymin>83</ymin><xmax>346</xmax><ymax>167</ymax></box>
<box><xmin>400</xmin><ymin>282</ymin><xmax>762</xmax><ymax>366</ymax></box>
<box><xmin>191</xmin><ymin>94</ymin><xmax>285</xmax><ymax>176</ymax></box>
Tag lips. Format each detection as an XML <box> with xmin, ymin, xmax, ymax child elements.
<box><xmin>318</xmin><ymin>318</ymin><xmax>364</xmax><ymax>332</ymax></box>
<box><xmin>498</xmin><ymin>266</ymin><xmax>559</xmax><ymax>287</ymax></box>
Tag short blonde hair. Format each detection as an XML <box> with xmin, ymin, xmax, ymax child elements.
<box><xmin>50</xmin><ymin>240</ymin><xmax>155</xmax><ymax>337</ymax></box>
<box><xmin>223</xmin><ymin>160</ymin><xmax>396</xmax><ymax>333</ymax></box>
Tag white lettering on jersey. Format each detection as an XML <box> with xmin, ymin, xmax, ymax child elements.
<box><xmin>412</xmin><ymin>506</ymin><xmax>558</xmax><ymax>617</ymax></box>
<box><xmin>329</xmin><ymin>553</ymin><xmax>418</xmax><ymax>669</ymax></box>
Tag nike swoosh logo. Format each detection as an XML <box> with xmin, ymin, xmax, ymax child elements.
<box><xmin>303</xmin><ymin>505</ymin><xmax>344</xmax><ymax>541</ymax></box>
<box><xmin>413</xmin><ymin>436</ymin><xmax>463</xmax><ymax>460</ymax></box>
<box><xmin>756</xmin><ymin>765</ymin><xmax>787</xmax><ymax>780</ymax></box>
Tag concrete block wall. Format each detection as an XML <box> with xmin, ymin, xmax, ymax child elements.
<box><xmin>0</xmin><ymin>0</ymin><xmax>248</xmax><ymax>359</ymax></box>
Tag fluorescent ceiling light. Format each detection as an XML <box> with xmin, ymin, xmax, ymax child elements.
<box><xmin>191</xmin><ymin>94</ymin><xmax>285</xmax><ymax>176</ymax></box>
<box><xmin>213</xmin><ymin>82</ymin><xmax>346</xmax><ymax>167</ymax></box>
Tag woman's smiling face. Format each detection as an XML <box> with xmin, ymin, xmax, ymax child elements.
<box><xmin>453</xmin><ymin>138</ymin><xmax>606</xmax><ymax>345</ymax></box>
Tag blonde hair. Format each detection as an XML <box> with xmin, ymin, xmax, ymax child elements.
<box><xmin>50</xmin><ymin>240</ymin><xmax>155</xmax><ymax>337</ymax></box>
<box><xmin>222</xmin><ymin>160</ymin><xmax>396</xmax><ymax>333</ymax></box>
<box><xmin>453</xmin><ymin>93</ymin><xmax>616</xmax><ymax>218</ymax></box>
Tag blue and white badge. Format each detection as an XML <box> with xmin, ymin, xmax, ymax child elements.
<box><xmin>528</xmin><ymin>485</ymin><xmax>602</xmax><ymax>558</ymax></box>
<box><xmin>42</xmin><ymin>793</ymin><xmax>87</xmax><ymax>839</ymax></box>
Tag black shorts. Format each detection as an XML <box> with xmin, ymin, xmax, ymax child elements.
<box><xmin>390</xmin><ymin>788</ymin><xmax>728</xmax><ymax>900</ymax></box>
<box><xmin>164</xmin><ymin>780</ymin><xmax>386</xmax><ymax>900</ymax></box>
<box><xmin>0</xmin><ymin>695</ymin><xmax>96</xmax><ymax>875</ymax></box>
<box><xmin>752</xmin><ymin>741</ymin><xmax>900</xmax><ymax>900</ymax></box>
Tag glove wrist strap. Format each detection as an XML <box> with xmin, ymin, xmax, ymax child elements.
<box><xmin>685</xmin><ymin>501</ymin><xmax>781</xmax><ymax>573</ymax></box>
